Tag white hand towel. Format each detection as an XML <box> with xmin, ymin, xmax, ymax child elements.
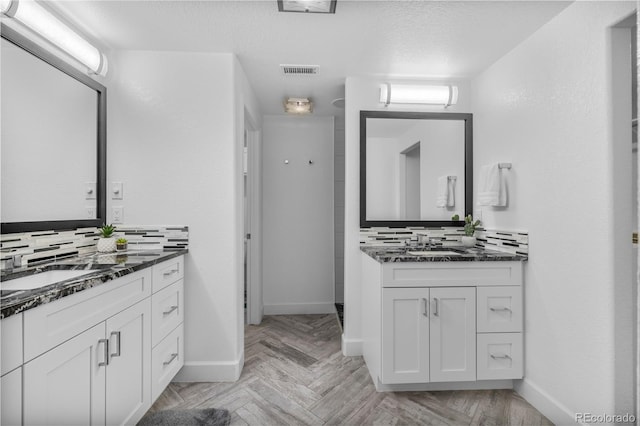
<box><xmin>436</xmin><ymin>176</ymin><xmax>455</xmax><ymax>208</ymax></box>
<box><xmin>478</xmin><ymin>164</ymin><xmax>506</xmax><ymax>206</ymax></box>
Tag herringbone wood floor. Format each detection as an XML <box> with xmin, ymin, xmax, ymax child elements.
<box><xmin>145</xmin><ymin>314</ymin><xmax>553</xmax><ymax>425</ymax></box>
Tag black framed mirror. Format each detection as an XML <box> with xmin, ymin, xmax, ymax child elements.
<box><xmin>360</xmin><ymin>110</ymin><xmax>472</xmax><ymax>227</ymax></box>
<box><xmin>1</xmin><ymin>24</ymin><xmax>106</xmax><ymax>234</ymax></box>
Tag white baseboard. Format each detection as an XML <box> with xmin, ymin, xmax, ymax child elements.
<box><xmin>342</xmin><ymin>333</ymin><xmax>362</xmax><ymax>356</ymax></box>
<box><xmin>376</xmin><ymin>379</ymin><xmax>513</xmax><ymax>392</ymax></box>
<box><xmin>173</xmin><ymin>352</ymin><xmax>244</xmax><ymax>382</ymax></box>
<box><xmin>263</xmin><ymin>302</ymin><xmax>336</xmax><ymax>315</ymax></box>
<box><xmin>515</xmin><ymin>378</ymin><xmax>576</xmax><ymax>425</ymax></box>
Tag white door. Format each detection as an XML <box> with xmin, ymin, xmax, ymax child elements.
<box><xmin>23</xmin><ymin>323</ymin><xmax>106</xmax><ymax>426</ymax></box>
<box><xmin>106</xmin><ymin>300</ymin><xmax>151</xmax><ymax>426</ymax></box>
<box><xmin>1</xmin><ymin>367</ymin><xmax>22</xmax><ymax>426</ymax></box>
<box><xmin>429</xmin><ymin>287</ymin><xmax>476</xmax><ymax>382</ymax></box>
<box><xmin>381</xmin><ymin>287</ymin><xmax>430</xmax><ymax>384</ymax></box>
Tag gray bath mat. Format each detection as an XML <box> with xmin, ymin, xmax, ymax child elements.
<box><xmin>137</xmin><ymin>408</ymin><xmax>231</xmax><ymax>426</ymax></box>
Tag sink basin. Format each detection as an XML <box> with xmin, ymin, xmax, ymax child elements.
<box><xmin>1</xmin><ymin>270</ymin><xmax>93</xmax><ymax>291</ymax></box>
<box><xmin>406</xmin><ymin>250</ymin><xmax>462</xmax><ymax>256</ymax></box>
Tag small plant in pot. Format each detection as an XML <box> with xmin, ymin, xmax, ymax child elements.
<box><xmin>452</xmin><ymin>214</ymin><xmax>482</xmax><ymax>247</ymax></box>
<box><xmin>116</xmin><ymin>238</ymin><xmax>128</xmax><ymax>251</ymax></box>
<box><xmin>97</xmin><ymin>224</ymin><xmax>117</xmax><ymax>253</ymax></box>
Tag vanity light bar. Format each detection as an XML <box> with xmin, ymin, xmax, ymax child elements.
<box><xmin>1</xmin><ymin>0</ymin><xmax>107</xmax><ymax>76</ymax></box>
<box><xmin>380</xmin><ymin>83</ymin><xmax>458</xmax><ymax>107</ymax></box>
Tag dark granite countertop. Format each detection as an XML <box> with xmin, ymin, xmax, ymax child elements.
<box><xmin>0</xmin><ymin>249</ymin><xmax>187</xmax><ymax>319</ymax></box>
<box><xmin>361</xmin><ymin>245</ymin><xmax>528</xmax><ymax>263</ymax></box>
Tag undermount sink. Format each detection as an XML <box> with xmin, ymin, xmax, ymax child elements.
<box><xmin>406</xmin><ymin>250</ymin><xmax>462</xmax><ymax>256</ymax></box>
<box><xmin>1</xmin><ymin>270</ymin><xmax>93</xmax><ymax>291</ymax></box>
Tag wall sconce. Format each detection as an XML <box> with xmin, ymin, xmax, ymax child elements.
<box><xmin>379</xmin><ymin>83</ymin><xmax>458</xmax><ymax>107</ymax></box>
<box><xmin>1</xmin><ymin>0</ymin><xmax>108</xmax><ymax>76</ymax></box>
<box><xmin>284</xmin><ymin>97</ymin><xmax>313</xmax><ymax>114</ymax></box>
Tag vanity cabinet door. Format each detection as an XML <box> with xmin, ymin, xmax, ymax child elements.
<box><xmin>105</xmin><ymin>299</ymin><xmax>151</xmax><ymax>426</ymax></box>
<box><xmin>429</xmin><ymin>287</ymin><xmax>476</xmax><ymax>382</ymax></box>
<box><xmin>1</xmin><ymin>367</ymin><xmax>22</xmax><ymax>426</ymax></box>
<box><xmin>381</xmin><ymin>287</ymin><xmax>430</xmax><ymax>384</ymax></box>
<box><xmin>23</xmin><ymin>323</ymin><xmax>106</xmax><ymax>426</ymax></box>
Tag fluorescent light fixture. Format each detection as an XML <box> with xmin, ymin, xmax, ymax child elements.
<box><xmin>1</xmin><ymin>0</ymin><xmax>107</xmax><ymax>76</ymax></box>
<box><xmin>278</xmin><ymin>0</ymin><xmax>337</xmax><ymax>14</ymax></box>
<box><xmin>284</xmin><ymin>97</ymin><xmax>313</xmax><ymax>114</ymax></box>
<box><xmin>379</xmin><ymin>83</ymin><xmax>458</xmax><ymax>107</ymax></box>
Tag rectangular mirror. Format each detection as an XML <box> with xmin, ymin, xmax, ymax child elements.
<box><xmin>1</xmin><ymin>24</ymin><xmax>106</xmax><ymax>234</ymax></box>
<box><xmin>360</xmin><ymin>111</ymin><xmax>473</xmax><ymax>227</ymax></box>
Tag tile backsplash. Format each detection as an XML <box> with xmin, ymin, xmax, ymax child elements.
<box><xmin>1</xmin><ymin>225</ymin><xmax>188</xmax><ymax>268</ymax></box>
<box><xmin>360</xmin><ymin>227</ymin><xmax>528</xmax><ymax>256</ymax></box>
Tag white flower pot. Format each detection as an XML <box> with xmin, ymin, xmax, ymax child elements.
<box><xmin>461</xmin><ymin>236</ymin><xmax>477</xmax><ymax>247</ymax></box>
<box><xmin>97</xmin><ymin>237</ymin><xmax>116</xmax><ymax>253</ymax></box>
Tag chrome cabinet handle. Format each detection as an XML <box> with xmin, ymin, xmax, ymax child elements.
<box><xmin>490</xmin><ymin>307</ymin><xmax>512</xmax><ymax>312</ymax></box>
<box><xmin>422</xmin><ymin>298</ymin><xmax>428</xmax><ymax>317</ymax></box>
<box><xmin>163</xmin><ymin>305</ymin><xmax>179</xmax><ymax>316</ymax></box>
<box><xmin>163</xmin><ymin>269</ymin><xmax>179</xmax><ymax>277</ymax></box>
<box><xmin>98</xmin><ymin>338</ymin><xmax>109</xmax><ymax>367</ymax></box>
<box><xmin>110</xmin><ymin>331</ymin><xmax>121</xmax><ymax>358</ymax></box>
<box><xmin>490</xmin><ymin>353</ymin><xmax>512</xmax><ymax>360</ymax></box>
<box><xmin>163</xmin><ymin>353</ymin><xmax>178</xmax><ymax>366</ymax></box>
<box><xmin>433</xmin><ymin>298</ymin><xmax>439</xmax><ymax>317</ymax></box>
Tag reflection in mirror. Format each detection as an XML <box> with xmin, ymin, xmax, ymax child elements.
<box><xmin>0</xmin><ymin>25</ymin><xmax>106</xmax><ymax>234</ymax></box>
<box><xmin>360</xmin><ymin>111</ymin><xmax>472</xmax><ymax>228</ymax></box>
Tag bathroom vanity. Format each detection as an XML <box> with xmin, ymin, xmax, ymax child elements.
<box><xmin>0</xmin><ymin>250</ymin><xmax>186</xmax><ymax>425</ymax></box>
<box><xmin>360</xmin><ymin>246</ymin><xmax>526</xmax><ymax>391</ymax></box>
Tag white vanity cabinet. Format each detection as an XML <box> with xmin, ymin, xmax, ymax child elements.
<box><xmin>2</xmin><ymin>254</ymin><xmax>185</xmax><ymax>426</ymax></box>
<box><xmin>362</xmin><ymin>252</ymin><xmax>523</xmax><ymax>391</ymax></box>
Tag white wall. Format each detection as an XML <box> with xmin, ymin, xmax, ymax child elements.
<box><xmin>366</xmin><ymin>137</ymin><xmax>401</xmax><ymax>219</ymax></box>
<box><xmin>470</xmin><ymin>2</ymin><xmax>636</xmax><ymax>422</ymax></box>
<box><xmin>262</xmin><ymin>115</ymin><xmax>335</xmax><ymax>314</ymax></box>
<box><xmin>335</xmin><ymin>116</ymin><xmax>346</xmax><ymax>304</ymax></box>
<box><xmin>107</xmin><ymin>49</ymin><xmax>260</xmax><ymax>381</ymax></box>
<box><xmin>343</xmin><ymin>76</ymin><xmax>471</xmax><ymax>355</ymax></box>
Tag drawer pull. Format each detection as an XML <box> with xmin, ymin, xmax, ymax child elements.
<box><xmin>490</xmin><ymin>307</ymin><xmax>512</xmax><ymax>312</ymax></box>
<box><xmin>163</xmin><ymin>352</ymin><xmax>179</xmax><ymax>366</ymax></box>
<box><xmin>163</xmin><ymin>305</ymin><xmax>179</xmax><ymax>316</ymax></box>
<box><xmin>163</xmin><ymin>269</ymin><xmax>179</xmax><ymax>277</ymax></box>
<box><xmin>490</xmin><ymin>353</ymin><xmax>512</xmax><ymax>360</ymax></box>
<box><xmin>98</xmin><ymin>339</ymin><xmax>109</xmax><ymax>367</ymax></box>
<box><xmin>433</xmin><ymin>297</ymin><xmax>439</xmax><ymax>317</ymax></box>
<box><xmin>110</xmin><ymin>331</ymin><xmax>121</xmax><ymax>358</ymax></box>
<box><xmin>422</xmin><ymin>298</ymin><xmax>428</xmax><ymax>317</ymax></box>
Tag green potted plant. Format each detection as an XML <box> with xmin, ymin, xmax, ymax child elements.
<box><xmin>97</xmin><ymin>224</ymin><xmax>117</xmax><ymax>253</ymax></box>
<box><xmin>116</xmin><ymin>237</ymin><xmax>128</xmax><ymax>251</ymax></box>
<box><xmin>452</xmin><ymin>214</ymin><xmax>481</xmax><ymax>247</ymax></box>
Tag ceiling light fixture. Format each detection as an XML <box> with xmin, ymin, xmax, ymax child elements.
<box><xmin>380</xmin><ymin>83</ymin><xmax>458</xmax><ymax>107</ymax></box>
<box><xmin>1</xmin><ymin>0</ymin><xmax>108</xmax><ymax>76</ymax></box>
<box><xmin>284</xmin><ymin>98</ymin><xmax>313</xmax><ymax>114</ymax></box>
<box><xmin>278</xmin><ymin>0</ymin><xmax>337</xmax><ymax>14</ymax></box>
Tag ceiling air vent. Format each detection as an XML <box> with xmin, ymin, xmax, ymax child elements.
<box><xmin>280</xmin><ymin>64</ymin><xmax>320</xmax><ymax>76</ymax></box>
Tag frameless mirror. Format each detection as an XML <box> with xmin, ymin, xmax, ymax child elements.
<box><xmin>360</xmin><ymin>111</ymin><xmax>473</xmax><ymax>227</ymax></box>
<box><xmin>1</xmin><ymin>25</ymin><xmax>106</xmax><ymax>234</ymax></box>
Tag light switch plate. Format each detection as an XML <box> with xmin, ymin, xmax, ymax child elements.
<box><xmin>112</xmin><ymin>182</ymin><xmax>123</xmax><ymax>200</ymax></box>
<box><xmin>85</xmin><ymin>182</ymin><xmax>96</xmax><ymax>200</ymax></box>
<box><xmin>112</xmin><ymin>206</ymin><xmax>124</xmax><ymax>224</ymax></box>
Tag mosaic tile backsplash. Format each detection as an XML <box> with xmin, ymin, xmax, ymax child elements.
<box><xmin>1</xmin><ymin>225</ymin><xmax>188</xmax><ymax>269</ymax></box>
<box><xmin>360</xmin><ymin>227</ymin><xmax>528</xmax><ymax>256</ymax></box>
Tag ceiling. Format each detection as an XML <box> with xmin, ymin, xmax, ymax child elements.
<box><xmin>53</xmin><ymin>0</ymin><xmax>572</xmax><ymax>117</ymax></box>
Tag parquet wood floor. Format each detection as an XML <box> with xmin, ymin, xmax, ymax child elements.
<box><xmin>145</xmin><ymin>314</ymin><xmax>553</xmax><ymax>425</ymax></box>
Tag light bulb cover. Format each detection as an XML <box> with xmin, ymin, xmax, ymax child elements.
<box><xmin>379</xmin><ymin>83</ymin><xmax>458</xmax><ymax>107</ymax></box>
<box><xmin>284</xmin><ymin>97</ymin><xmax>313</xmax><ymax>114</ymax></box>
<box><xmin>2</xmin><ymin>0</ymin><xmax>107</xmax><ymax>76</ymax></box>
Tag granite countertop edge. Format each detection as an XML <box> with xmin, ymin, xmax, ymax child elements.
<box><xmin>0</xmin><ymin>249</ymin><xmax>188</xmax><ymax>319</ymax></box>
<box><xmin>360</xmin><ymin>246</ymin><xmax>528</xmax><ymax>263</ymax></box>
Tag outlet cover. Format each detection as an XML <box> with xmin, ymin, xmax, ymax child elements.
<box><xmin>112</xmin><ymin>206</ymin><xmax>124</xmax><ymax>224</ymax></box>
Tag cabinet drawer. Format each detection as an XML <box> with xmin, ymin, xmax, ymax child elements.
<box><xmin>151</xmin><ymin>323</ymin><xmax>184</xmax><ymax>402</ymax></box>
<box><xmin>24</xmin><ymin>269</ymin><xmax>152</xmax><ymax>362</ymax></box>
<box><xmin>152</xmin><ymin>280</ymin><xmax>184</xmax><ymax>347</ymax></box>
<box><xmin>477</xmin><ymin>333</ymin><xmax>523</xmax><ymax>380</ymax></box>
<box><xmin>477</xmin><ymin>287</ymin><xmax>522</xmax><ymax>332</ymax></box>
<box><xmin>152</xmin><ymin>256</ymin><xmax>184</xmax><ymax>293</ymax></box>
<box><xmin>1</xmin><ymin>313</ymin><xmax>23</xmax><ymax>375</ymax></box>
<box><xmin>382</xmin><ymin>261</ymin><xmax>523</xmax><ymax>288</ymax></box>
